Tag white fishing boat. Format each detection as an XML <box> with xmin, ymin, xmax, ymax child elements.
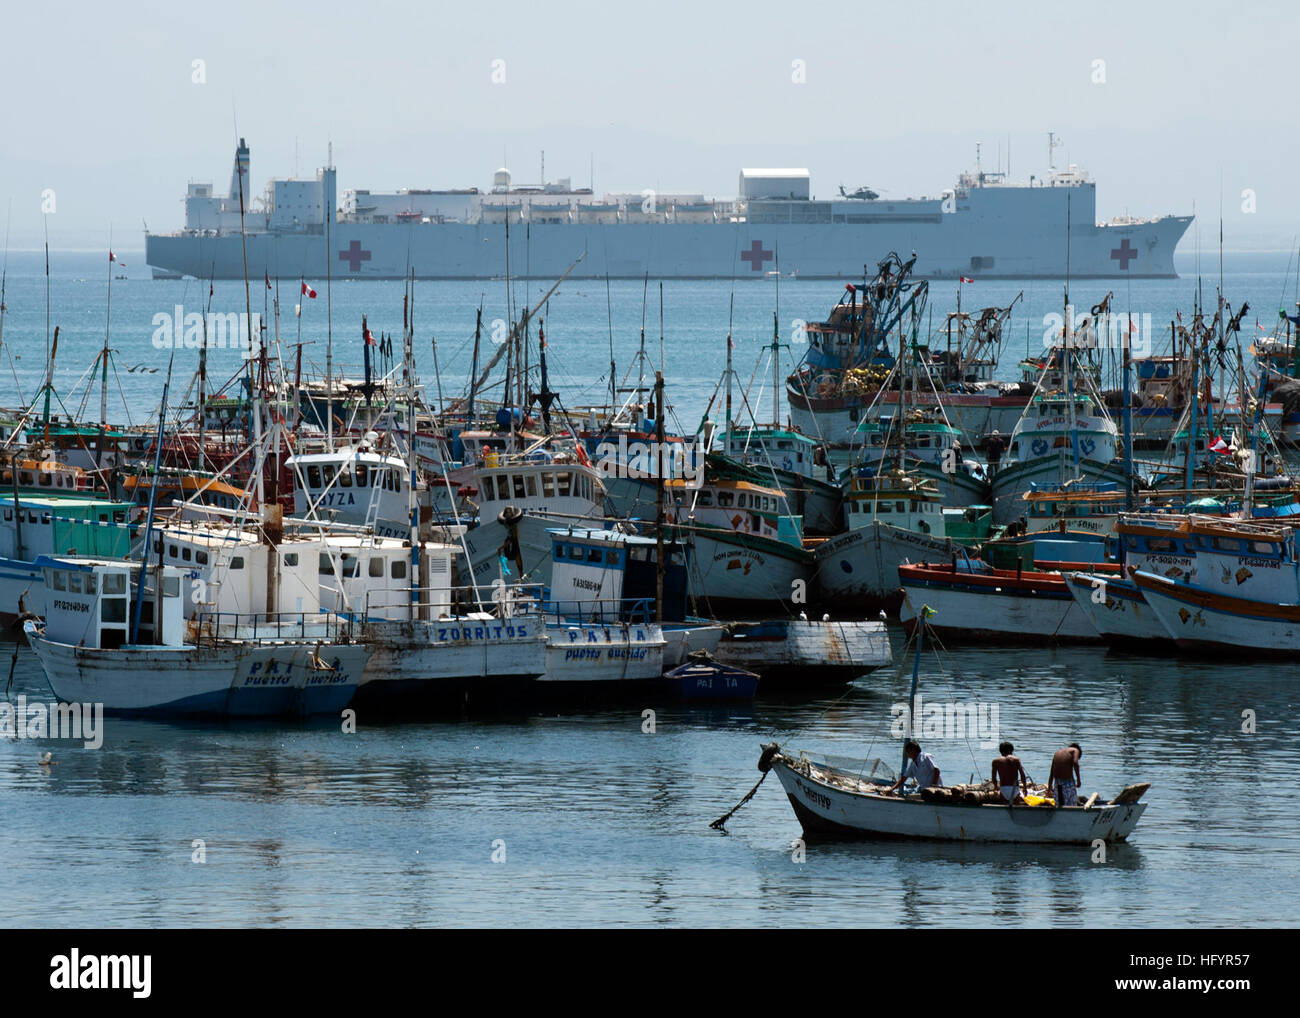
<box><xmin>711</xmin><ymin>616</ymin><xmax>891</xmax><ymax>687</ymax></box>
<box><xmin>1130</xmin><ymin>566</ymin><xmax>1300</xmax><ymax>655</ymax></box>
<box><xmin>899</xmin><ymin>558</ymin><xmax>1108</xmax><ymax>643</ymax></box>
<box><xmin>24</xmin><ymin>557</ymin><xmax>364</xmax><ymax>717</ymax></box>
<box><xmin>737</xmin><ymin>605</ymin><xmax>1151</xmax><ymax>843</ymax></box>
<box><xmin>1063</xmin><ymin>513</ymin><xmax>1196</xmax><ymax>643</ymax></box>
<box><xmin>992</xmin><ymin>392</ymin><xmax>1125</xmax><ymax>524</ymax></box>
<box><xmin>762</xmin><ymin>747</ymin><xmax>1149</xmax><ymax>843</ymax></box>
<box><xmin>456</xmin><ymin>443</ymin><xmax>609</xmax><ymax>590</ymax></box>
<box><xmin>812</xmin><ymin>469</ymin><xmax>991</xmax><ymax>606</ymax></box>
<box><xmin>545</xmin><ymin>526</ymin><xmax>723</xmax><ymax>669</ymax></box>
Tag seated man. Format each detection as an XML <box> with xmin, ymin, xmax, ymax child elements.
<box><xmin>888</xmin><ymin>740</ymin><xmax>941</xmax><ymax>794</ymax></box>
<box><xmin>991</xmin><ymin>741</ymin><xmax>1028</xmax><ymax>805</ymax></box>
<box><xmin>1048</xmin><ymin>742</ymin><xmax>1082</xmax><ymax>807</ymax></box>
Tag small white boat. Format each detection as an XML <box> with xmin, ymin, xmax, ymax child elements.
<box><xmin>711</xmin><ymin>616</ymin><xmax>891</xmax><ymax>687</ymax></box>
<box><xmin>764</xmin><ymin>747</ymin><xmax>1150</xmax><ymax>844</ymax></box>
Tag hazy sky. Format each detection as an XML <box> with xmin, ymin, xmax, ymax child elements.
<box><xmin>3</xmin><ymin>0</ymin><xmax>1296</xmax><ymax>252</ymax></box>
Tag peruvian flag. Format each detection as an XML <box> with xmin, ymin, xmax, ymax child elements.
<box><xmin>109</xmin><ymin>250</ymin><xmax>115</xmax><ymax>262</ymax></box>
<box><xmin>1209</xmin><ymin>435</ymin><xmax>1230</xmax><ymax>454</ymax></box>
<box><xmin>301</xmin><ymin>281</ymin><xmax>317</xmax><ymax>298</ymax></box>
<box><xmin>960</xmin><ymin>276</ymin><xmax>975</xmax><ymax>283</ymax></box>
<box><xmin>1258</xmin><ymin>319</ymin><xmax>1268</xmax><ymax>332</ymax></box>
<box><xmin>365</xmin><ymin>327</ymin><xmax>377</xmax><ymax>346</ymax></box>
<box><xmin>265</xmin><ymin>271</ymin><xmax>272</xmax><ymax>290</ymax></box>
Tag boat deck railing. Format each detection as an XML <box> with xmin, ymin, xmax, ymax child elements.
<box><xmin>360</xmin><ymin>582</ymin><xmax>546</xmax><ymax>620</ymax></box>
<box><xmin>542</xmin><ymin>596</ymin><xmax>656</xmax><ymax>626</ymax></box>
<box><xmin>191</xmin><ymin>610</ymin><xmax>357</xmax><ymax>645</ymax></box>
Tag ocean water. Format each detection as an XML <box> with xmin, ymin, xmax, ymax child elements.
<box><xmin>0</xmin><ymin>252</ymin><xmax>1298</xmax><ymax>927</ymax></box>
<box><xmin>1</xmin><ymin>631</ymin><xmax>1296</xmax><ymax>928</ymax></box>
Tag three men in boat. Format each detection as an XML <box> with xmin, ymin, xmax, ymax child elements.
<box><xmin>887</xmin><ymin>740</ymin><xmax>941</xmax><ymax>794</ymax></box>
<box><xmin>991</xmin><ymin>742</ymin><xmax>1029</xmax><ymax>804</ymax></box>
<box><xmin>1048</xmin><ymin>742</ymin><xmax>1082</xmax><ymax>807</ymax></box>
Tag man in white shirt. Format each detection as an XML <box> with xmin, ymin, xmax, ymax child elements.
<box><xmin>888</xmin><ymin>740</ymin><xmax>942</xmax><ymax>794</ymax></box>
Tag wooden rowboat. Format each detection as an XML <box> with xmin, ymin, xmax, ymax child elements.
<box><xmin>762</xmin><ymin>745</ymin><xmax>1150</xmax><ymax>844</ymax></box>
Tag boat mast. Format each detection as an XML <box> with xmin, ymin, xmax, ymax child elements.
<box><xmin>131</xmin><ymin>354</ymin><xmax>174</xmax><ymax>646</ymax></box>
<box><xmin>903</xmin><ymin>605</ymin><xmax>930</xmax><ymax>776</ymax></box>
<box><xmin>725</xmin><ymin>291</ymin><xmax>735</xmax><ymax>431</ymax></box>
<box><xmin>655</xmin><ymin>370</ymin><xmax>666</xmax><ymax>624</ymax></box>
<box><xmin>406</xmin><ymin>287</ymin><xmax>420</xmax><ymax>621</ymax></box>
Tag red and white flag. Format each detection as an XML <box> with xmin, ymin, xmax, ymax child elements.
<box><xmin>1209</xmin><ymin>435</ymin><xmax>1230</xmax><ymax>454</ymax></box>
<box><xmin>109</xmin><ymin>250</ymin><xmax>115</xmax><ymax>263</ymax></box>
<box><xmin>265</xmin><ymin>272</ymin><xmax>272</xmax><ymax>290</ymax></box>
<box><xmin>1257</xmin><ymin>319</ymin><xmax>1267</xmax><ymax>332</ymax></box>
<box><xmin>960</xmin><ymin>276</ymin><xmax>974</xmax><ymax>283</ymax></box>
<box><xmin>365</xmin><ymin>328</ymin><xmax>377</xmax><ymax>346</ymax></box>
<box><xmin>301</xmin><ymin>281</ymin><xmax>317</xmax><ymax>298</ymax></box>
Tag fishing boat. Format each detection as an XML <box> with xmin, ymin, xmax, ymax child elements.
<box><xmin>24</xmin><ymin>556</ymin><xmax>365</xmax><ymax>717</ymax></box>
<box><xmin>812</xmin><ymin>468</ymin><xmax>991</xmax><ymax>608</ymax></box>
<box><xmin>748</xmin><ymin>609</ymin><xmax>1149</xmax><ymax>843</ymax></box>
<box><xmin>1131</xmin><ymin>566</ymin><xmax>1300</xmax><ymax>656</ymax></box>
<box><xmin>899</xmin><ymin>557</ymin><xmax>1117</xmax><ymax>643</ymax></box>
<box><xmin>666</xmin><ymin>475</ymin><xmax>814</xmax><ymax>615</ymax></box>
<box><xmin>762</xmin><ymin>746</ymin><xmax>1150</xmax><ymax>843</ymax></box>
<box><xmin>991</xmin><ymin>392</ymin><xmax>1126</xmax><ymax>524</ymax></box>
<box><xmin>711</xmin><ymin>615</ymin><xmax>892</xmax><ymax>687</ymax></box>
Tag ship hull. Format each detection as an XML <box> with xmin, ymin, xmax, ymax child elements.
<box><xmin>146</xmin><ymin>214</ymin><xmax>1192</xmax><ymax>282</ymax></box>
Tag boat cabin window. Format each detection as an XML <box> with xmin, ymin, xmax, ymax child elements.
<box><xmin>84</xmin><ymin>574</ymin><xmax>97</xmax><ymax>594</ymax></box>
<box><xmin>104</xmin><ymin>573</ymin><xmax>125</xmax><ymax>595</ymax></box>
<box><xmin>605</xmin><ymin>550</ymin><xmax>619</xmax><ymax>565</ymax></box>
<box><xmin>168</xmin><ymin>544</ymin><xmax>178</xmax><ymax>558</ymax></box>
<box><xmin>196</xmin><ymin>551</ymin><xmax>208</xmax><ymax>565</ymax></box>
<box><xmin>391</xmin><ymin>560</ymin><xmax>406</xmax><ymax>579</ymax></box>
<box><xmin>370</xmin><ymin>558</ymin><xmax>385</xmax><ymax>578</ymax></box>
<box><xmin>737</xmin><ymin>494</ymin><xmax>747</xmax><ymax>508</ymax></box>
<box><xmin>497</xmin><ymin>475</ymin><xmax>511</xmax><ymax>501</ymax></box>
<box><xmin>283</xmin><ymin>553</ymin><xmax>299</xmax><ymax>566</ymax></box>
<box><xmin>699</xmin><ymin>491</ymin><xmax>713</xmax><ymax>506</ymax></box>
<box><xmin>513</xmin><ymin>475</ymin><xmax>526</xmax><ymax>499</ymax></box>
<box><xmin>629</xmin><ymin>547</ymin><xmax>648</xmax><ymax>562</ymax></box>
<box><xmin>356</xmin><ymin>465</ymin><xmax>368</xmax><ymax>487</ymax></box>
<box><xmin>322</xmin><ymin>465</ymin><xmax>337</xmax><ymax>486</ymax></box>
<box><xmin>526</xmin><ymin>475</ymin><xmax>537</xmax><ymax>497</ymax></box>
<box><xmin>1211</xmin><ymin>537</ymin><xmax>1240</xmax><ymax>553</ymax></box>
<box><xmin>102</xmin><ymin>598</ymin><xmax>125</xmax><ymax>623</ymax></box>
<box><xmin>67</xmin><ymin>574</ymin><xmax>82</xmax><ymax>594</ymax></box>
<box><xmin>339</xmin><ymin>468</ymin><xmax>352</xmax><ymax>488</ymax></box>
<box><xmin>182</xmin><ymin>548</ymin><xmax>192</xmax><ymax>561</ymax></box>
<box><xmin>19</xmin><ymin>471</ymin><xmax>32</xmax><ymax>485</ymax></box>
<box><xmin>1250</xmin><ymin>540</ymin><xmax>1277</xmax><ymax>555</ymax></box>
<box><xmin>588</xmin><ymin>547</ymin><xmax>602</xmax><ymax>563</ymax></box>
<box><xmin>307</xmin><ymin>466</ymin><xmax>322</xmax><ymax>487</ymax></box>
<box><xmin>542</xmin><ymin>473</ymin><xmax>556</xmax><ymax>498</ymax></box>
<box><xmin>230</xmin><ymin>556</ymin><xmax>244</xmax><ymax>570</ymax></box>
<box><xmin>557</xmin><ymin>472</ymin><xmax>572</xmax><ymax>497</ymax></box>
<box><xmin>896</xmin><ymin>501</ymin><xmax>905</xmax><ymax>512</ymax></box>
<box><xmin>52</xmin><ymin>572</ymin><xmax>66</xmax><ymax>591</ymax></box>
<box><xmin>718</xmin><ymin>491</ymin><xmax>734</xmax><ymax>507</ymax></box>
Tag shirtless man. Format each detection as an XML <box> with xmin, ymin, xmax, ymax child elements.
<box><xmin>1048</xmin><ymin>742</ymin><xmax>1082</xmax><ymax>807</ymax></box>
<box><xmin>991</xmin><ymin>741</ymin><xmax>1028</xmax><ymax>805</ymax></box>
